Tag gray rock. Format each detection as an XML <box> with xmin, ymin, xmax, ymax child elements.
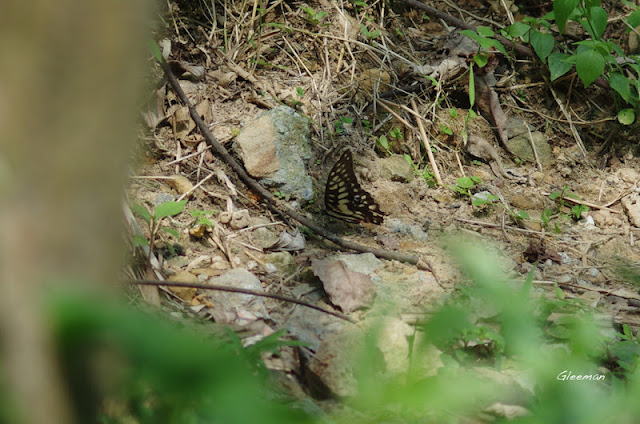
<box><xmin>236</xmin><ymin>105</ymin><xmax>314</xmax><ymax>200</ymax></box>
<box><xmin>379</xmin><ymin>155</ymin><xmax>414</xmax><ymax>182</ymax></box>
<box><xmin>387</xmin><ymin>218</ymin><xmax>429</xmax><ymax>242</ymax></box>
<box><xmin>506</xmin><ymin>131</ymin><xmax>552</xmax><ymax>165</ymax></box>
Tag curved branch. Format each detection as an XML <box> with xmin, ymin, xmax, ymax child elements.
<box><xmin>129</xmin><ymin>280</ymin><xmax>355</xmax><ymax>323</ymax></box>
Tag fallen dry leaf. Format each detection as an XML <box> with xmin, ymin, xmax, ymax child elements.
<box><xmin>138</xmin><ymin>266</ymin><xmax>161</xmax><ymax>306</ymax></box>
<box><xmin>168</xmin><ymin>175</ymin><xmax>194</xmax><ymax>196</ymax></box>
<box><xmin>265</xmin><ymin>229</ymin><xmax>306</xmax><ymax>252</ymax></box>
<box><xmin>141</xmin><ymin>86</ymin><xmax>167</xmax><ymax>129</ymax></box>
<box><xmin>312</xmin><ymin>259</ymin><xmax>375</xmax><ymax>313</ymax></box>
<box><xmin>167</xmin><ymin>270</ymin><xmax>198</xmax><ymax>301</ymax></box>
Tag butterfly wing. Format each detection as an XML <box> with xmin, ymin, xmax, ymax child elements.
<box><xmin>324</xmin><ymin>150</ymin><xmax>385</xmax><ymax>224</ymax></box>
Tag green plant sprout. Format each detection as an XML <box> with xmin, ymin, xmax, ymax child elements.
<box><xmin>299</xmin><ymin>5</ymin><xmax>328</xmax><ymax>26</ymax></box>
<box><xmin>450</xmin><ymin>176</ymin><xmax>482</xmax><ymax>196</ymax></box>
<box><xmin>377</xmin><ymin>135</ymin><xmax>391</xmax><ymax>154</ymax></box>
<box><xmin>404</xmin><ymin>153</ymin><xmax>435</xmax><ymax>186</ymax></box>
<box><xmin>360</xmin><ymin>23</ymin><xmax>380</xmax><ymax>40</ymax></box>
<box><xmin>571</xmin><ymin>203</ymin><xmax>590</xmax><ymax>220</ymax></box>
<box><xmin>541</xmin><ymin>207</ymin><xmax>553</xmax><ymax>229</ymax></box>
<box><xmin>389</xmin><ymin>127</ymin><xmax>403</xmax><ymax>140</ymax></box>
<box><xmin>190</xmin><ymin>209</ymin><xmax>218</xmax><ymax>227</ymax></box>
<box><xmin>334</xmin><ymin>116</ymin><xmax>353</xmax><ymax>134</ymax></box>
<box><xmin>472</xmin><ymin>191</ymin><xmax>529</xmax><ymax>225</ymax></box>
<box><xmin>132</xmin><ymin>199</ymin><xmax>187</xmax><ymax>255</ymax></box>
<box><xmin>547</xmin><ymin>185</ymin><xmax>591</xmax><ymax>225</ymax></box>
<box><xmin>440</xmin><ymin>124</ymin><xmax>453</xmax><ymax>136</ymax></box>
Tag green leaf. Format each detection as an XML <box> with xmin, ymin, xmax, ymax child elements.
<box><xmin>377</xmin><ymin>135</ymin><xmax>389</xmax><ymax>150</ymax></box>
<box><xmin>477</xmin><ymin>26</ymin><xmax>495</xmax><ymax>37</ymax></box>
<box><xmin>456</xmin><ymin>177</ymin><xmax>476</xmax><ymax>189</ymax></box>
<box><xmin>161</xmin><ymin>227</ymin><xmax>180</xmax><ymax>238</ymax></box>
<box><xmin>618</xmin><ymin>108</ymin><xmax>635</xmax><ymax>125</ymax></box>
<box><xmin>460</xmin><ymin>29</ymin><xmax>479</xmax><ymax>42</ymax></box>
<box><xmin>132</xmin><ymin>203</ymin><xmax>152</xmax><ymax>223</ymax></box>
<box><xmin>468</xmin><ymin>64</ymin><xmax>475</xmax><ymax>107</ymax></box>
<box><xmin>628</xmin><ymin>10</ymin><xmax>640</xmax><ymax>32</ymax></box>
<box><xmin>132</xmin><ymin>235</ymin><xmax>149</xmax><ymax>248</ymax></box>
<box><xmin>554</xmin><ymin>0</ymin><xmax>580</xmax><ymax>33</ymax></box>
<box><xmin>473</xmin><ymin>53</ymin><xmax>488</xmax><ymax>68</ymax></box>
<box><xmin>622</xmin><ymin>323</ymin><xmax>634</xmax><ymax>340</ymax></box>
<box><xmin>507</xmin><ymin>22</ymin><xmax>530</xmax><ymax>38</ymax></box>
<box><xmin>479</xmin><ymin>38</ymin><xmax>507</xmax><ymax>55</ymax></box>
<box><xmin>607</xmin><ymin>41</ymin><xmax>625</xmax><ymax>57</ymax></box>
<box><xmin>530</xmin><ymin>30</ymin><xmax>555</xmax><ymax>62</ymax></box>
<box><xmin>154</xmin><ymin>200</ymin><xmax>188</xmax><ymax>220</ymax></box>
<box><xmin>265</xmin><ymin>22</ymin><xmax>292</xmax><ymax>33</ymax></box>
<box><xmin>198</xmin><ymin>217</ymin><xmax>213</xmax><ymax>226</ymax></box>
<box><xmin>588</xmin><ymin>7</ymin><xmax>608</xmax><ymax>40</ymax></box>
<box><xmin>340</xmin><ymin>116</ymin><xmax>353</xmax><ymax>124</ymax></box>
<box><xmin>609</xmin><ymin>72</ymin><xmax>630</xmax><ymax>102</ymax></box>
<box><xmin>548</xmin><ymin>52</ymin><xmax>573</xmax><ymax>80</ymax></box>
<box><xmin>147</xmin><ymin>39</ymin><xmax>163</xmax><ymax>62</ymax></box>
<box><xmin>403</xmin><ymin>153</ymin><xmax>413</xmax><ymax>167</ymax></box>
<box><xmin>575</xmin><ymin>48</ymin><xmax>604</xmax><ymax>87</ymax></box>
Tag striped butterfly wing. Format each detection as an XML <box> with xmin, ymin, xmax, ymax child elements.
<box><xmin>324</xmin><ymin>149</ymin><xmax>385</xmax><ymax>224</ymax></box>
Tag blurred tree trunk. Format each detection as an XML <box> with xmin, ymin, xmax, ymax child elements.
<box><xmin>0</xmin><ymin>1</ymin><xmax>152</xmax><ymax>423</ymax></box>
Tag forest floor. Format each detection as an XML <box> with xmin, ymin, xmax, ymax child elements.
<box><xmin>127</xmin><ymin>0</ymin><xmax>640</xmax><ymax>419</ymax></box>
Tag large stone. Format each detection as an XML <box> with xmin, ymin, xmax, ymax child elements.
<box><xmin>236</xmin><ymin>105</ymin><xmax>314</xmax><ymax>200</ymax></box>
<box><xmin>379</xmin><ymin>154</ymin><xmax>414</xmax><ymax>182</ymax></box>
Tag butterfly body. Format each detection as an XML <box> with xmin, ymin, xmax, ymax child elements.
<box><xmin>324</xmin><ymin>149</ymin><xmax>385</xmax><ymax>225</ymax></box>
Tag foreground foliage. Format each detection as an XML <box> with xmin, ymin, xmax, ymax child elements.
<box><xmin>1</xmin><ymin>240</ymin><xmax>638</xmax><ymax>423</ymax></box>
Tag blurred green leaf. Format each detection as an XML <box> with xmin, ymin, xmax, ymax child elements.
<box><xmin>132</xmin><ymin>202</ymin><xmax>152</xmax><ymax>223</ymax></box>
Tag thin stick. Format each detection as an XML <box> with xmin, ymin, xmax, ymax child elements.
<box><xmin>603</xmin><ymin>179</ymin><xmax>640</xmax><ymax>208</ymax></box>
<box><xmin>177</xmin><ymin>171</ymin><xmax>216</xmax><ymax>202</ymax></box>
<box><xmin>167</xmin><ymin>144</ymin><xmax>211</xmax><ymax>165</ymax></box>
<box><xmin>128</xmin><ymin>280</ymin><xmax>355</xmax><ymax>323</ymax></box>
<box><xmin>527</xmin><ymin>126</ymin><xmax>543</xmax><ymax>172</ymax></box>
<box><xmin>544</xmin><ymin>74</ymin><xmax>587</xmax><ymax>157</ymax></box>
<box><xmin>410</xmin><ymin>98</ymin><xmax>442</xmax><ymax>185</ymax></box>
<box><xmin>456</xmin><ymin>217</ymin><xmax>545</xmax><ymax>235</ymax></box>
<box><xmin>130</xmin><ymin>175</ymin><xmax>178</xmax><ymax>180</ymax></box>
<box><xmin>540</xmin><ymin>191</ymin><xmax>621</xmax><ymax>213</ymax></box>
<box><xmin>375</xmin><ymin>99</ymin><xmax>413</xmax><ymax>128</ymax></box>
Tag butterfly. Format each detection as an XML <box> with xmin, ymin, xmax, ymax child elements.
<box><xmin>324</xmin><ymin>149</ymin><xmax>385</xmax><ymax>225</ymax></box>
